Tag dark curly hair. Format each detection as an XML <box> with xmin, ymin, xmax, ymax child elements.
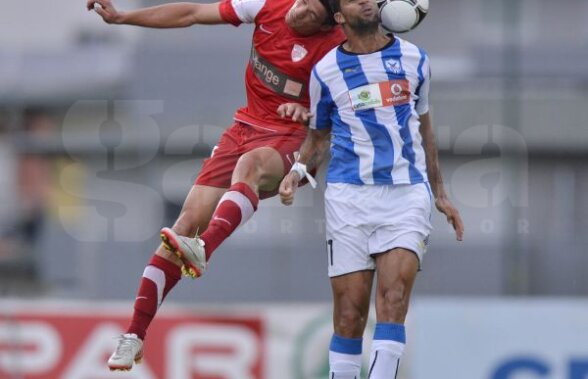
<box><xmin>318</xmin><ymin>0</ymin><xmax>337</xmax><ymax>25</ymax></box>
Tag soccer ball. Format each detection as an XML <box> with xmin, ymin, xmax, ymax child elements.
<box><xmin>378</xmin><ymin>0</ymin><xmax>429</xmax><ymax>33</ymax></box>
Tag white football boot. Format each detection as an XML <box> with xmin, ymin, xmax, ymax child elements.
<box><xmin>107</xmin><ymin>333</ymin><xmax>143</xmax><ymax>371</ymax></box>
<box><xmin>160</xmin><ymin>227</ymin><xmax>207</xmax><ymax>279</ymax></box>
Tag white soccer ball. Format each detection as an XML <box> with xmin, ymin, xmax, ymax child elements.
<box><xmin>378</xmin><ymin>0</ymin><xmax>429</xmax><ymax>33</ymax></box>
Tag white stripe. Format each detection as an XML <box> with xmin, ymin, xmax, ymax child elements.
<box><xmin>220</xmin><ymin>191</ymin><xmax>255</xmax><ymax>228</ymax></box>
<box><xmin>143</xmin><ymin>266</ymin><xmax>165</xmax><ymax>308</ymax></box>
<box><xmin>310</xmin><ymin>49</ymin><xmax>339</xmax><ymax>130</ymax></box>
<box><xmin>230</xmin><ymin>0</ymin><xmax>265</xmax><ymax>24</ymax></box>
<box><xmin>309</xmin><ymin>70</ymin><xmax>322</xmax><ymax>130</ymax></box>
<box><xmin>330</xmin><ymin>59</ymin><xmax>374</xmax><ymax>184</ymax></box>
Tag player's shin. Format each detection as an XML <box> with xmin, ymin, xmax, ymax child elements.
<box><xmin>200</xmin><ymin>182</ymin><xmax>259</xmax><ymax>260</ymax></box>
<box><xmin>126</xmin><ymin>255</ymin><xmax>181</xmax><ymax>340</ymax></box>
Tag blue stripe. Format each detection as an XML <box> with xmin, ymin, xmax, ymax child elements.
<box><xmin>336</xmin><ymin>49</ymin><xmax>394</xmax><ymax>184</ymax></box>
<box><xmin>330</xmin><ymin>334</ymin><xmax>363</xmax><ymax>355</ymax></box>
<box><xmin>315</xmin><ymin>67</ymin><xmax>362</xmax><ymax>184</ymax></box>
<box><xmin>328</xmin><ymin>104</ymin><xmax>363</xmax><ymax>184</ymax></box>
<box><xmin>381</xmin><ymin>42</ymin><xmax>424</xmax><ymax>184</ymax></box>
<box><xmin>414</xmin><ymin>48</ymin><xmax>426</xmax><ymax>111</ymax></box>
<box><xmin>373</xmin><ymin>323</ymin><xmax>406</xmax><ymax>343</ymax></box>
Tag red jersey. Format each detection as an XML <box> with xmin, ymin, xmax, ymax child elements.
<box><xmin>219</xmin><ymin>0</ymin><xmax>345</xmax><ymax>132</ymax></box>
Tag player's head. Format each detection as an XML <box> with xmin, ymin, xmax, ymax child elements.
<box><xmin>328</xmin><ymin>0</ymin><xmax>380</xmax><ymax>34</ymax></box>
<box><xmin>286</xmin><ymin>0</ymin><xmax>337</xmax><ymax>35</ymax></box>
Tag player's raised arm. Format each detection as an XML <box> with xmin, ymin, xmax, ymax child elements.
<box><xmin>87</xmin><ymin>0</ymin><xmax>225</xmax><ymax>27</ymax></box>
<box><xmin>419</xmin><ymin>112</ymin><xmax>464</xmax><ymax>241</ymax></box>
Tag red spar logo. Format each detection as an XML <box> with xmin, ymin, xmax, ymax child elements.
<box><xmin>0</xmin><ymin>311</ymin><xmax>264</xmax><ymax>379</ymax></box>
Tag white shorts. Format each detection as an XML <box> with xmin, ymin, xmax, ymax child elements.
<box><xmin>325</xmin><ymin>182</ymin><xmax>433</xmax><ymax>277</ymax></box>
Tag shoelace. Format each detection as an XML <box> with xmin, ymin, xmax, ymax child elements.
<box><xmin>114</xmin><ymin>336</ymin><xmax>139</xmax><ymax>357</ymax></box>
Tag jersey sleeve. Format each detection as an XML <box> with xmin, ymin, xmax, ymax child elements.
<box><xmin>415</xmin><ymin>51</ymin><xmax>430</xmax><ymax>115</ymax></box>
<box><xmin>219</xmin><ymin>0</ymin><xmax>265</xmax><ymax>26</ymax></box>
<box><xmin>309</xmin><ymin>67</ymin><xmax>334</xmax><ymax>130</ymax></box>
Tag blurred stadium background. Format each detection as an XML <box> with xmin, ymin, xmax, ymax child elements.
<box><xmin>1</xmin><ymin>0</ymin><xmax>587</xmax><ymax>378</ymax></box>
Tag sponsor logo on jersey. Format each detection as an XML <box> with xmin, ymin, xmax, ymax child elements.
<box><xmin>385</xmin><ymin>58</ymin><xmax>402</xmax><ymax>75</ymax></box>
<box><xmin>348</xmin><ymin>79</ymin><xmax>410</xmax><ymax>111</ymax></box>
<box><xmin>358</xmin><ymin>90</ymin><xmax>371</xmax><ymax>101</ymax></box>
<box><xmin>291</xmin><ymin>44</ymin><xmax>308</xmax><ymax>62</ymax></box>
<box><xmin>250</xmin><ymin>46</ymin><xmax>305</xmax><ymax>99</ymax></box>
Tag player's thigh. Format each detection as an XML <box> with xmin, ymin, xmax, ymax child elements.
<box><xmin>196</xmin><ymin>123</ymin><xmax>242</xmax><ymax>189</ymax></box>
<box><xmin>330</xmin><ymin>270</ymin><xmax>374</xmax><ymax>336</ymax></box>
<box><xmin>373</xmin><ymin>248</ymin><xmax>419</xmax><ymax>322</ymax></box>
<box><xmin>232</xmin><ymin>147</ymin><xmax>285</xmax><ymax>191</ymax></box>
<box><xmin>174</xmin><ymin>185</ymin><xmax>227</xmax><ymax>234</ymax></box>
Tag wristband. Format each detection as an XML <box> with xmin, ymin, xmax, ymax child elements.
<box><xmin>290</xmin><ymin>162</ymin><xmax>317</xmax><ymax>189</ymax></box>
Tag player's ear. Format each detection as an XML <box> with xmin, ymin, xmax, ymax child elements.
<box><xmin>334</xmin><ymin>11</ymin><xmax>344</xmax><ymax>24</ymax></box>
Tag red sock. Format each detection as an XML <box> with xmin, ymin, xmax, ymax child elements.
<box><xmin>127</xmin><ymin>255</ymin><xmax>181</xmax><ymax>340</ymax></box>
<box><xmin>201</xmin><ymin>182</ymin><xmax>259</xmax><ymax>260</ymax></box>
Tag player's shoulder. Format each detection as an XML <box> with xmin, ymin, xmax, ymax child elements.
<box><xmin>255</xmin><ymin>0</ymin><xmax>293</xmax><ymax>23</ymax></box>
<box><xmin>396</xmin><ymin>36</ymin><xmax>429</xmax><ymax>61</ymax></box>
<box><xmin>313</xmin><ymin>46</ymin><xmax>340</xmax><ymax>78</ymax></box>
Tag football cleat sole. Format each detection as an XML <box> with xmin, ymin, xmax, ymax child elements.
<box><xmin>160</xmin><ymin>228</ymin><xmax>201</xmax><ymax>279</ymax></box>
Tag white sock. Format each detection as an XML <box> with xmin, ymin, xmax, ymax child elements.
<box><xmin>367</xmin><ymin>339</ymin><xmax>405</xmax><ymax>379</ymax></box>
<box><xmin>329</xmin><ymin>351</ymin><xmax>362</xmax><ymax>379</ymax></box>
<box><xmin>329</xmin><ymin>334</ymin><xmax>363</xmax><ymax>379</ymax></box>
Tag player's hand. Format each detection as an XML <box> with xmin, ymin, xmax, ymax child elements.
<box><xmin>277</xmin><ymin>103</ymin><xmax>313</xmax><ymax>126</ymax></box>
<box><xmin>435</xmin><ymin>197</ymin><xmax>464</xmax><ymax>241</ymax></box>
<box><xmin>279</xmin><ymin>171</ymin><xmax>302</xmax><ymax>206</ymax></box>
<box><xmin>87</xmin><ymin>0</ymin><xmax>122</xmax><ymax>24</ymax></box>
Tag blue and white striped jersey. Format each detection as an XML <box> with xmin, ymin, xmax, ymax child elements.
<box><xmin>309</xmin><ymin>37</ymin><xmax>430</xmax><ymax>185</ymax></box>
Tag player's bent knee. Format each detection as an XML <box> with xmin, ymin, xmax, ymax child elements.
<box><xmin>334</xmin><ymin>306</ymin><xmax>368</xmax><ymax>337</ymax></box>
<box><xmin>235</xmin><ymin>154</ymin><xmax>264</xmax><ymax>179</ymax></box>
<box><xmin>235</xmin><ymin>151</ymin><xmax>282</xmax><ymax>188</ymax></box>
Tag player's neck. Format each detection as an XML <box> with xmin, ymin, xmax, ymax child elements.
<box><xmin>343</xmin><ymin>32</ymin><xmax>392</xmax><ymax>54</ymax></box>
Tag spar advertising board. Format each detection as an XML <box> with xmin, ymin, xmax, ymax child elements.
<box><xmin>0</xmin><ymin>299</ymin><xmax>586</xmax><ymax>379</ymax></box>
<box><xmin>0</xmin><ymin>302</ymin><xmax>344</xmax><ymax>379</ymax></box>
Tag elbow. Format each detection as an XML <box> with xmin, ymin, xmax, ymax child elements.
<box><xmin>185</xmin><ymin>3</ymin><xmax>210</xmax><ymax>26</ymax></box>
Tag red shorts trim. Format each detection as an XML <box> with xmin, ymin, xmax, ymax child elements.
<box><xmin>195</xmin><ymin>122</ymin><xmax>307</xmax><ymax>199</ymax></box>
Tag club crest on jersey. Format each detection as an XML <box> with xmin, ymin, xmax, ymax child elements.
<box><xmin>291</xmin><ymin>44</ymin><xmax>308</xmax><ymax>62</ymax></box>
<box><xmin>385</xmin><ymin>59</ymin><xmax>402</xmax><ymax>75</ymax></box>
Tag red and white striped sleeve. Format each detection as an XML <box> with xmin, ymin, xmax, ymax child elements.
<box><xmin>219</xmin><ymin>0</ymin><xmax>266</xmax><ymax>26</ymax></box>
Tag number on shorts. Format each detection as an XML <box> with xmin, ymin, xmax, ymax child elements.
<box><xmin>327</xmin><ymin>239</ymin><xmax>334</xmax><ymax>266</ymax></box>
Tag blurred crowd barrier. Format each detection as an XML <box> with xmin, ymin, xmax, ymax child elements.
<box><xmin>0</xmin><ymin>298</ymin><xmax>586</xmax><ymax>379</ymax></box>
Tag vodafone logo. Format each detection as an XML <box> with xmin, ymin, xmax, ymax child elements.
<box><xmin>391</xmin><ymin>83</ymin><xmax>403</xmax><ymax>96</ymax></box>
<box><xmin>348</xmin><ymin>79</ymin><xmax>411</xmax><ymax>111</ymax></box>
<box><xmin>382</xmin><ymin>79</ymin><xmax>410</xmax><ymax>106</ymax></box>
